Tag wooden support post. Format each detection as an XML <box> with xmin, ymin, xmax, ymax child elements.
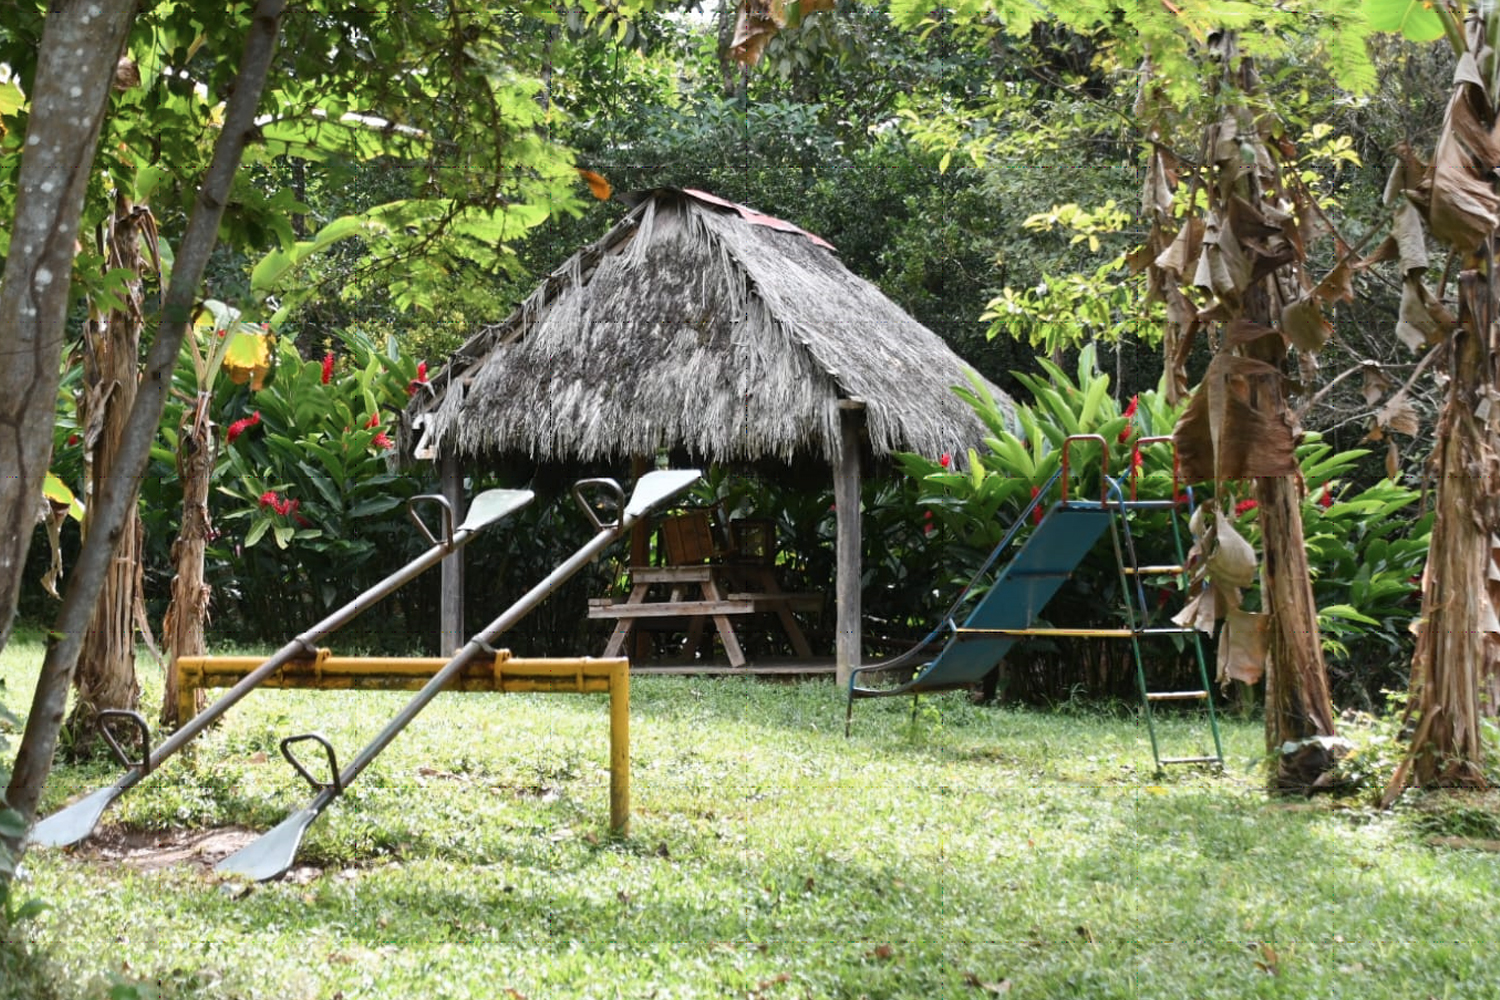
<box><xmin>835</xmin><ymin>400</ymin><xmax>864</xmax><ymax>687</ymax></box>
<box><xmin>629</xmin><ymin>455</ymin><xmax>652</xmax><ymax>661</ymax></box>
<box><xmin>439</xmin><ymin>449</ymin><xmax>465</xmax><ymax>654</ymax></box>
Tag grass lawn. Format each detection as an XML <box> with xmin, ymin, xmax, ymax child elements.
<box><xmin>3</xmin><ymin>630</ymin><xmax>1499</xmax><ymax>999</ymax></box>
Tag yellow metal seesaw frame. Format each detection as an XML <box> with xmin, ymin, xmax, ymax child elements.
<box><xmin>176</xmin><ymin>650</ymin><xmax>633</xmax><ymax>835</ymax></box>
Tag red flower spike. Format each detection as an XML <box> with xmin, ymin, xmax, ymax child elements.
<box><xmin>372</xmin><ymin>431</ymin><xmax>394</xmax><ymax>450</ymax></box>
<box><xmin>923</xmin><ymin>510</ymin><xmax>935</xmax><ymax>537</ymax></box>
<box><xmin>1319</xmin><ymin>486</ymin><xmax>1333</xmax><ymax>509</ymax></box>
<box><xmin>939</xmin><ymin>453</ymin><xmax>952</xmax><ymax>469</ymax></box>
<box><xmin>321</xmin><ymin>352</ymin><xmax>335</xmax><ymax>385</ymax></box>
<box><xmin>227</xmin><ymin>411</ymin><xmax>261</xmax><ymax>445</ymax></box>
<box><xmin>1030</xmin><ymin>486</ymin><xmax>1043</xmax><ymax>525</ymax></box>
<box><xmin>67</xmin><ymin>434</ymin><xmax>79</xmax><ymax>446</ymax></box>
<box><xmin>364</xmin><ymin>412</ymin><xmax>381</xmax><ymax>430</ymax></box>
<box><xmin>259</xmin><ymin>490</ymin><xmax>278</xmax><ymax>509</ymax></box>
<box><xmin>1118</xmin><ymin>395</ymin><xmax>1139</xmax><ymax>444</ymax></box>
<box><xmin>408</xmin><ymin>360</ymin><xmax>430</xmax><ymax>397</ymax></box>
<box><xmin>1131</xmin><ymin>445</ymin><xmax>1143</xmax><ymax>471</ymax></box>
<box><xmin>1234</xmin><ymin>499</ymin><xmax>1258</xmax><ymax>516</ymax></box>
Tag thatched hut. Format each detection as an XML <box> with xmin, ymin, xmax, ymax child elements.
<box><xmin>403</xmin><ymin>188</ymin><xmax>1015</xmax><ymax>681</ymax></box>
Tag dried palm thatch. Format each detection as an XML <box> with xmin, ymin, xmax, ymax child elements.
<box><xmin>402</xmin><ymin>189</ymin><xmax>1012</xmax><ymax>466</ymax></box>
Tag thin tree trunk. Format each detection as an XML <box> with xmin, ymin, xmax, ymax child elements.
<box><xmin>63</xmin><ymin>199</ymin><xmax>148</xmax><ymax>753</ymax></box>
<box><xmin>1255</xmin><ymin>475</ymin><xmax>1339</xmax><ymax>791</ymax></box>
<box><xmin>4</xmin><ymin>0</ymin><xmax>287</xmax><ymax>870</ymax></box>
<box><xmin>160</xmin><ymin>395</ymin><xmax>214</xmax><ymax>729</ymax></box>
<box><xmin>0</xmin><ymin>0</ymin><xmax>137</xmax><ymax>657</ymax></box>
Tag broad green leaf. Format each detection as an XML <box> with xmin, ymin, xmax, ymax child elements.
<box><xmin>0</xmin><ymin>80</ymin><xmax>23</xmax><ymax>116</ymax></box>
<box><xmin>1364</xmin><ymin>0</ymin><xmax>1447</xmax><ymax>42</ymax></box>
<box><xmin>245</xmin><ymin>518</ymin><xmax>271</xmax><ymax>548</ymax></box>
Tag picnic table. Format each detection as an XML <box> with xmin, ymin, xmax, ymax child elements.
<box><xmin>588</xmin><ymin>512</ymin><xmax>820</xmax><ymax>667</ymax></box>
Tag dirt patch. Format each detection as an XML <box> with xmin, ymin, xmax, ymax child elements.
<box><xmin>74</xmin><ymin>826</ymin><xmax>263</xmax><ymax>873</ymax></box>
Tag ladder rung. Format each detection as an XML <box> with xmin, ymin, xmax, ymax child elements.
<box><xmin>1147</xmin><ymin>690</ymin><xmax>1209</xmax><ymax>701</ymax></box>
<box><xmin>1123</xmin><ymin>565</ymin><xmax>1186</xmax><ymax>575</ymax></box>
<box><xmin>1159</xmin><ymin>756</ymin><xmax>1222</xmax><ymax>765</ymax></box>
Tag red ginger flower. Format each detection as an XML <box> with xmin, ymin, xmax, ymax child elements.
<box><xmin>372</xmin><ymin>431</ymin><xmax>394</xmax><ymax>450</ymax></box>
<box><xmin>365</xmin><ymin>411</ymin><xmax>381</xmax><ymax>430</ymax></box>
<box><xmin>939</xmin><ymin>452</ymin><xmax>952</xmax><ymax>469</ymax></box>
<box><xmin>1118</xmin><ymin>395</ymin><xmax>1139</xmax><ymax>444</ymax></box>
<box><xmin>321</xmin><ymin>352</ymin><xmax>335</xmax><ymax>385</ymax></box>
<box><xmin>259</xmin><ymin>489</ymin><xmax>279</xmax><ymax>509</ymax></box>
<box><xmin>407</xmin><ymin>360</ymin><xmax>430</xmax><ymax>397</ymax></box>
<box><xmin>1319</xmin><ymin>485</ymin><xmax>1333</xmax><ymax>509</ymax></box>
<box><xmin>1234</xmin><ymin>499</ymin><xmax>1258</xmax><ymax>516</ymax></box>
<box><xmin>1029</xmin><ymin>485</ymin><xmax>1043</xmax><ymax>525</ymax></box>
<box><xmin>226</xmin><ymin>410</ymin><xmax>261</xmax><ymax>445</ymax></box>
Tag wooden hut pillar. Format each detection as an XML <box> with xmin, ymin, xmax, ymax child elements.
<box><xmin>439</xmin><ymin>449</ymin><xmax>465</xmax><ymax>654</ymax></box>
<box><xmin>835</xmin><ymin>400</ymin><xmax>865</xmax><ymax>687</ymax></box>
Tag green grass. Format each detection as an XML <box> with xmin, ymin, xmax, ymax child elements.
<box><xmin>3</xmin><ymin>631</ymin><xmax>1499</xmax><ymax>999</ymax></box>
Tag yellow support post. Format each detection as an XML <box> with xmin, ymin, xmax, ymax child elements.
<box><xmin>609</xmin><ymin>658</ymin><xmax>629</xmax><ymax>837</ymax></box>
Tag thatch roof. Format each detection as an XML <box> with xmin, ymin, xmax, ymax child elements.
<box><xmin>403</xmin><ymin>188</ymin><xmax>1013</xmax><ymax>466</ymax></box>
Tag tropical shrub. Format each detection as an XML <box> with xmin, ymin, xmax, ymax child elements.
<box><xmin>176</xmin><ymin>329</ymin><xmax>434</xmax><ymax>649</ymax></box>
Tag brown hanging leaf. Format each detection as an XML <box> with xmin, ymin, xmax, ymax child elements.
<box><xmin>1193</xmin><ymin>209</ymin><xmax>1252</xmax><ymax>302</ymax></box>
<box><xmin>1174</xmin><ymin>354</ymin><xmax>1299</xmax><ymax>483</ymax></box>
<box><xmin>1154</xmin><ymin>217</ymin><xmax>1203</xmax><ymax>278</ymax></box>
<box><xmin>1413</xmin><ymin>52</ymin><xmax>1500</xmax><ymax>254</ymax></box>
<box><xmin>1312</xmin><ymin>259</ymin><xmax>1356</xmax><ymax>304</ymax></box>
<box><xmin>1396</xmin><ymin>277</ymin><xmax>1452</xmax><ymax>350</ymax></box>
<box><xmin>1218</xmin><ymin>604</ymin><xmax>1269</xmax><ymax>687</ymax></box>
<box><xmin>1385</xmin><ymin>438</ymin><xmax>1401</xmax><ymax>480</ymax></box>
<box><xmin>729</xmin><ymin>0</ymin><xmax>836</xmax><ymax>67</ymax></box>
<box><xmin>1208</xmin><ymin>513</ymin><xmax>1258</xmax><ymax>589</ymax></box>
<box><xmin>1360</xmin><ymin>363</ymin><xmax>1395</xmax><ymax>406</ymax></box>
<box><xmin>1281</xmin><ymin>296</ymin><xmax>1332</xmax><ymax>353</ymax></box>
<box><xmin>1375</xmin><ymin>392</ymin><xmax>1420</xmax><ymax>437</ymax></box>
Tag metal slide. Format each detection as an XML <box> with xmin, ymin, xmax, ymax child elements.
<box><xmin>28</xmin><ymin>488</ymin><xmax>535</xmax><ymax>850</ymax></box>
<box><xmin>215</xmin><ymin>469</ymin><xmax>701</xmax><ymax>881</ymax></box>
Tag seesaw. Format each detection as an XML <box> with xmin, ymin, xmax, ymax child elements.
<box><xmin>29</xmin><ymin>486</ymin><xmax>536</xmax><ymax>850</ymax></box>
<box><xmin>214</xmin><ymin>469</ymin><xmax>699</xmax><ymax>880</ymax></box>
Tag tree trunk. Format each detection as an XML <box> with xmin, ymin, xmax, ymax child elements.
<box><xmin>1255</xmin><ymin>475</ymin><xmax>1340</xmax><ymax>791</ymax></box>
<box><xmin>0</xmin><ymin>0</ymin><xmax>137</xmax><ymax>657</ymax></box>
<box><xmin>1391</xmin><ymin>273</ymin><xmax>1499</xmax><ymax>793</ymax></box>
<box><xmin>160</xmin><ymin>395</ymin><xmax>214</xmax><ymax>729</ymax></box>
<box><xmin>4</xmin><ymin>0</ymin><xmax>287</xmax><ymax>871</ymax></box>
<box><xmin>63</xmin><ymin>199</ymin><xmax>148</xmax><ymax>753</ymax></box>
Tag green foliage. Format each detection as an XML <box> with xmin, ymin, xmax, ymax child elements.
<box><xmin>1235</xmin><ymin>438</ymin><xmax>1429</xmax><ymax>703</ymax></box>
<box><xmin>206</xmin><ymin>330</ymin><xmax>428</xmax><ymax>644</ymax></box>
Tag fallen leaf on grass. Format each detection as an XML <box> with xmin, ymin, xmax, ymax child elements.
<box><xmin>867</xmin><ymin>944</ymin><xmax>896</xmax><ymax>961</ymax></box>
<box><xmin>964</xmin><ymin>972</ymin><xmax>1013</xmax><ymax>993</ymax></box>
